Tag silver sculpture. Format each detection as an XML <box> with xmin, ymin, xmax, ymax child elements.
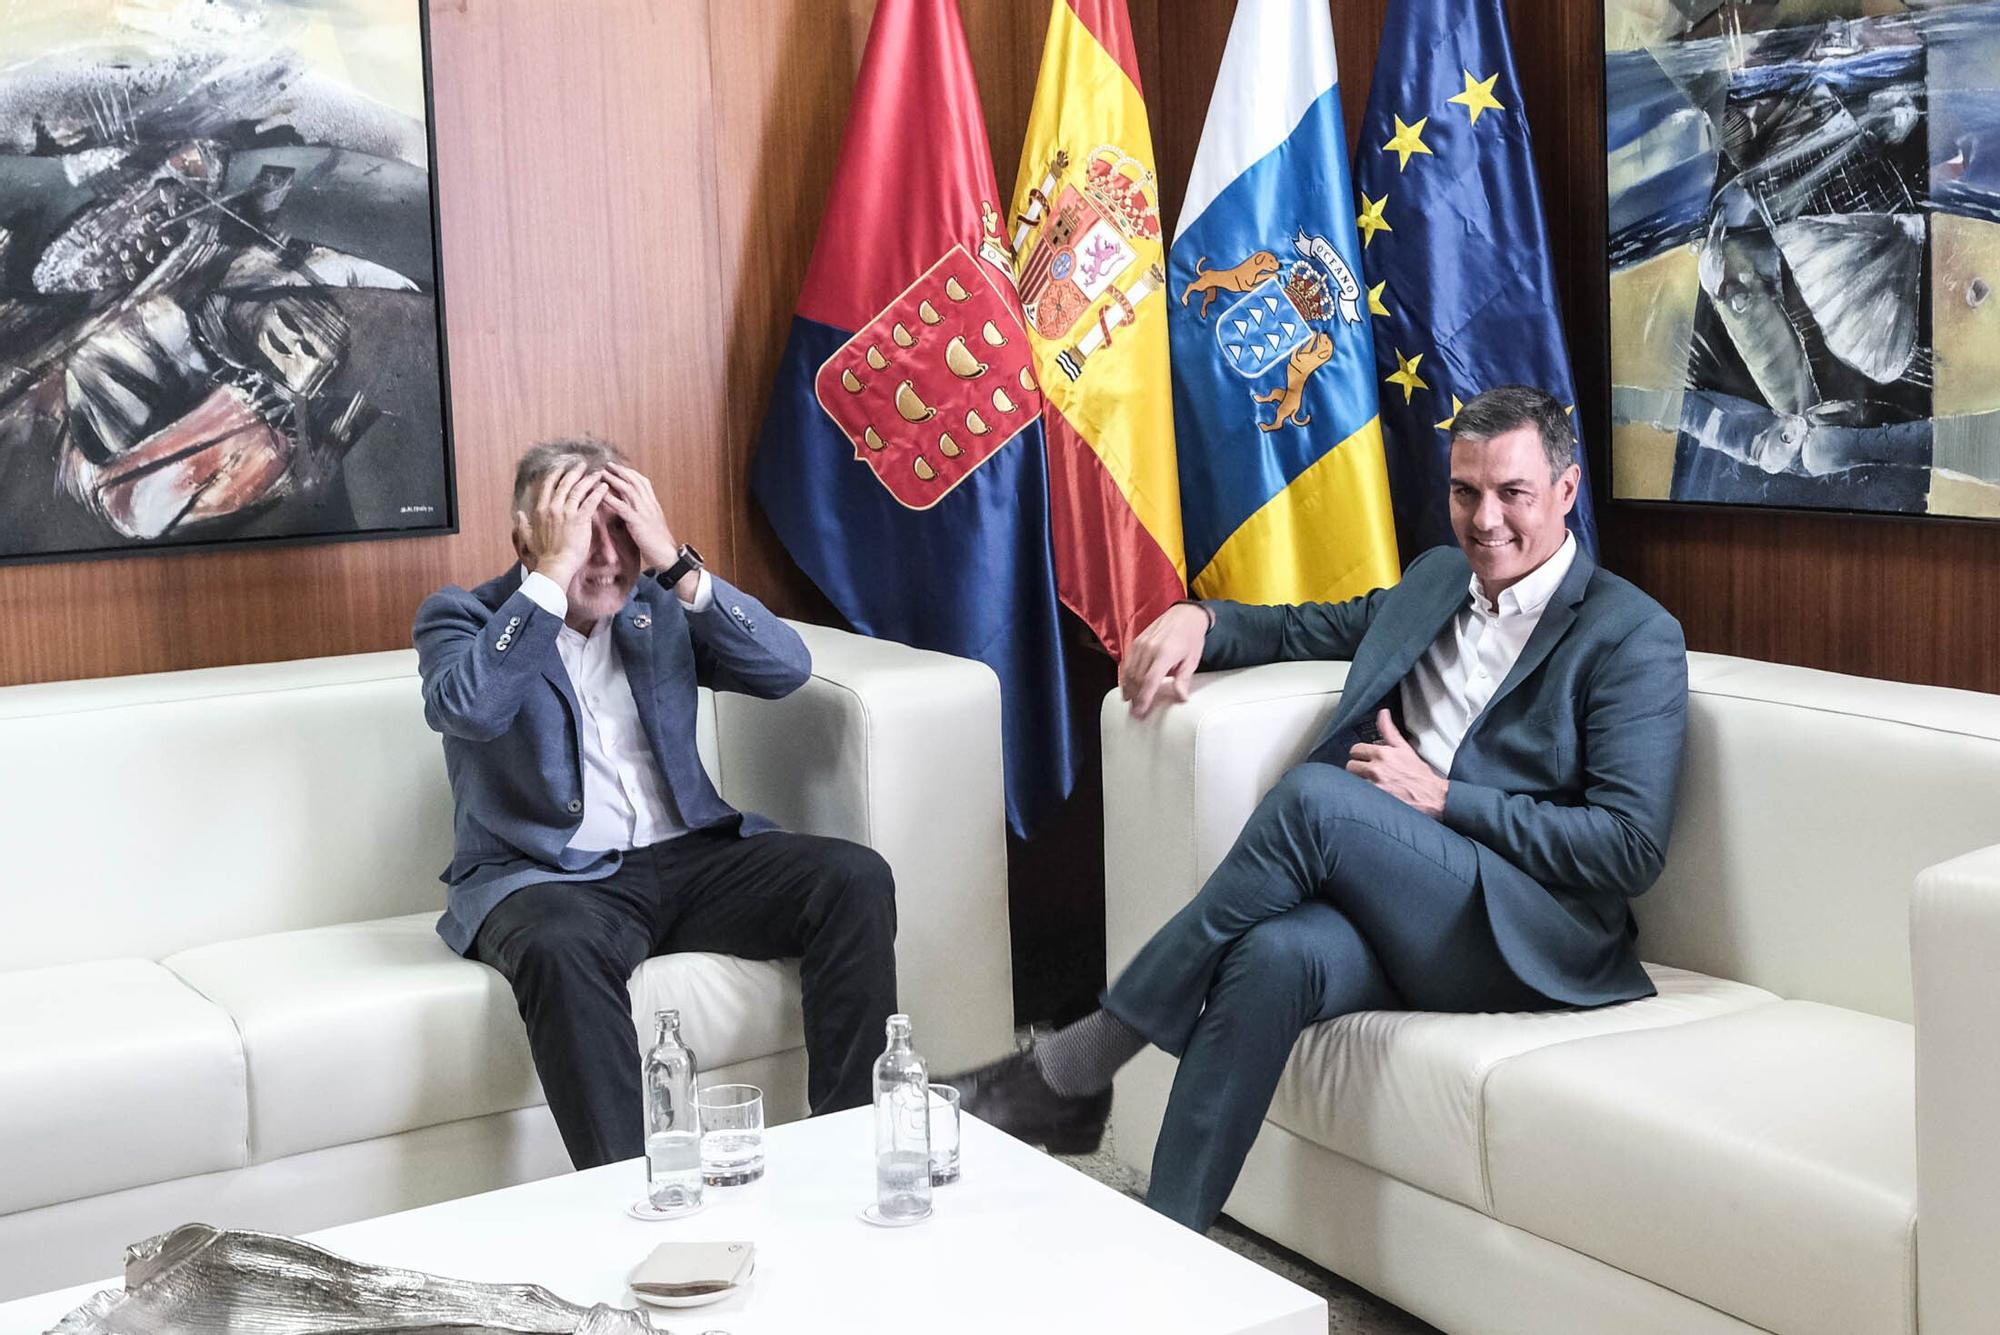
<box><xmin>45</xmin><ymin>1222</ymin><xmax>658</xmax><ymax>1335</ymax></box>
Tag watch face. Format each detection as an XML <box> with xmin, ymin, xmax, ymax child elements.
<box><xmin>681</xmin><ymin>543</ymin><xmax>704</xmax><ymax>568</ymax></box>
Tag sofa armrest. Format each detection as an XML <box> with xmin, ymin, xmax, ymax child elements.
<box><xmin>1913</xmin><ymin>842</ymin><xmax>2000</xmax><ymax>1335</ymax></box>
<box><xmin>1102</xmin><ymin>661</ymin><xmax>1350</xmax><ymax>978</ymax></box>
<box><xmin>710</xmin><ymin>621</ymin><xmax>1011</xmax><ymax>1072</ymax></box>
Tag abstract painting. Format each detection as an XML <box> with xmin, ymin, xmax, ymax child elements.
<box><xmin>0</xmin><ymin>1</ymin><xmax>453</xmax><ymax>564</ymax></box>
<box><xmin>1607</xmin><ymin>0</ymin><xmax>2000</xmax><ymax>520</ymax></box>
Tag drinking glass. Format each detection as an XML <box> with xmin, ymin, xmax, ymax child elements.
<box><xmin>927</xmin><ymin>1083</ymin><xmax>961</xmax><ymax>1186</ymax></box>
<box><xmin>697</xmin><ymin>1083</ymin><xmax>765</xmax><ymax>1186</ymax></box>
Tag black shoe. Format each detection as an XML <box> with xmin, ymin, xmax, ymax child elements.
<box><xmin>941</xmin><ymin>1047</ymin><xmax>1111</xmax><ymax>1156</ymax></box>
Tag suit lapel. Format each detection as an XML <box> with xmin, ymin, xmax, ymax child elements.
<box><xmin>1470</xmin><ymin>546</ymin><xmax>1595</xmax><ymax>726</ymax></box>
<box><xmin>611</xmin><ymin>591</ymin><xmax>662</xmax><ymax>743</ymax></box>
<box><xmin>1328</xmin><ymin>555</ymin><xmax>1469</xmax><ymax>734</ymax></box>
<box><xmin>540</xmin><ymin>638</ymin><xmax>581</xmax><ymax>737</ymax></box>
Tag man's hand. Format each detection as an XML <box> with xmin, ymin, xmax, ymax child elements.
<box><xmin>1119</xmin><ymin>603</ymin><xmax>1210</xmax><ymax>719</ymax></box>
<box><xmin>1346</xmin><ymin>710</ymin><xmax>1448</xmax><ymax>817</ymax></box>
<box><xmin>602</xmin><ymin>464</ymin><xmax>682</xmax><ymax>573</ymax></box>
<box><xmin>514</xmin><ymin>462</ymin><xmax>606</xmax><ymax>587</ymax></box>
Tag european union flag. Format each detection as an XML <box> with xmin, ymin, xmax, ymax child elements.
<box><xmin>1355</xmin><ymin>0</ymin><xmax>1599</xmax><ymax>560</ymax></box>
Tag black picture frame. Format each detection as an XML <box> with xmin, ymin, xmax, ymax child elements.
<box><xmin>0</xmin><ymin>0</ymin><xmax>458</xmax><ymax>566</ymax></box>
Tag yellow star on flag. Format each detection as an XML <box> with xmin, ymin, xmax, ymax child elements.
<box><xmin>1435</xmin><ymin>394</ymin><xmax>1465</xmax><ymax>432</ymax></box>
<box><xmin>1356</xmin><ymin>193</ymin><xmax>1392</xmax><ymax>248</ymax></box>
<box><xmin>1386</xmin><ymin>349</ymin><xmax>1429</xmax><ymax>404</ymax></box>
<box><xmin>1381</xmin><ymin>115</ymin><xmax>1434</xmax><ymax>171</ymax></box>
<box><xmin>1448</xmin><ymin>70</ymin><xmax>1505</xmax><ymax>125</ymax></box>
<box><xmin>1367</xmin><ymin>281</ymin><xmax>1389</xmax><ymax>318</ymax></box>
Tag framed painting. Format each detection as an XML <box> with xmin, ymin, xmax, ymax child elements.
<box><xmin>1606</xmin><ymin>0</ymin><xmax>2000</xmax><ymax>520</ymax></box>
<box><xmin>0</xmin><ymin>0</ymin><xmax>454</xmax><ymax>564</ymax></box>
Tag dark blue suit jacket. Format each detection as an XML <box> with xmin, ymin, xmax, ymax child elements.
<box><xmin>1202</xmin><ymin>545</ymin><xmax>1689</xmax><ymax>1005</ymax></box>
<box><xmin>413</xmin><ymin>567</ymin><xmax>811</xmax><ymax>955</ymax></box>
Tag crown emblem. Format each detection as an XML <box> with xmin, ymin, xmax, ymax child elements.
<box><xmin>1281</xmin><ymin>263</ymin><xmax>1330</xmax><ymax>322</ymax></box>
<box><xmin>1081</xmin><ymin>145</ymin><xmax>1161</xmax><ymax>243</ymax></box>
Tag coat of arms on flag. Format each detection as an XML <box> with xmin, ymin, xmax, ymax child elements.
<box><xmin>752</xmin><ymin>0</ymin><xmax>1076</xmax><ymax>836</ymax></box>
<box><xmin>812</xmin><ymin>237</ymin><xmax>1041</xmax><ymax>511</ymax></box>
<box><xmin>1183</xmin><ymin>230</ymin><xmax>1364</xmax><ymax>432</ymax></box>
<box><xmin>1165</xmin><ymin>0</ymin><xmax>1398</xmax><ymax>606</ymax></box>
<box><xmin>1013</xmin><ymin>145</ymin><xmax>1166</xmax><ymax>383</ymax></box>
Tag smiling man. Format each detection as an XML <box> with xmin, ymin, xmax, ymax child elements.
<box><xmin>413</xmin><ymin>438</ymin><xmax>897</xmax><ymax>1170</ymax></box>
<box><xmin>949</xmin><ymin>385</ymin><xmax>1690</xmax><ymax>1232</ymax></box>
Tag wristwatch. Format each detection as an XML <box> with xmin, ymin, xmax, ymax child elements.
<box><xmin>659</xmin><ymin>543</ymin><xmax>704</xmax><ymax>586</ymax></box>
<box><xmin>1175</xmin><ymin>597</ymin><xmax>1216</xmax><ymax>631</ymax></box>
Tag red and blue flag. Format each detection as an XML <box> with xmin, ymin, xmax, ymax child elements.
<box><xmin>751</xmin><ymin>0</ymin><xmax>1074</xmax><ymax>837</ymax></box>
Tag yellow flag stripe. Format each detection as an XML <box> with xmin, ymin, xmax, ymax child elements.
<box><xmin>1190</xmin><ymin>418</ymin><xmax>1402</xmax><ymax>604</ymax></box>
<box><xmin>1013</xmin><ymin>0</ymin><xmax>1184</xmax><ymax>573</ymax></box>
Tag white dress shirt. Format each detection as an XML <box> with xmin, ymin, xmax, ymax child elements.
<box><xmin>519</xmin><ymin>567</ymin><xmax>713</xmax><ymax>853</ymax></box>
<box><xmin>1399</xmin><ymin>534</ymin><xmax>1578</xmax><ymax>778</ymax></box>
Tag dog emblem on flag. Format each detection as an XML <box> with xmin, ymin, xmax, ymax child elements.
<box><xmin>1182</xmin><ymin>229</ymin><xmax>1363</xmax><ymax>432</ymax></box>
<box><xmin>813</xmin><ymin>243</ymin><xmax>1042</xmax><ymax>511</ymax></box>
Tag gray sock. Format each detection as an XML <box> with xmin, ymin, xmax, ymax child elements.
<box><xmin>1033</xmin><ymin>1008</ymin><xmax>1147</xmax><ymax>1097</ymax></box>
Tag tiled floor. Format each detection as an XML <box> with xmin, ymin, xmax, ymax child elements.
<box><xmin>1053</xmin><ymin>1131</ymin><xmax>1441</xmax><ymax>1335</ymax></box>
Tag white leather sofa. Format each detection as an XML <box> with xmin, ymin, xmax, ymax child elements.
<box><xmin>1104</xmin><ymin>652</ymin><xmax>2000</xmax><ymax>1335</ymax></box>
<box><xmin>0</xmin><ymin>623</ymin><xmax>1013</xmax><ymax>1301</ymax></box>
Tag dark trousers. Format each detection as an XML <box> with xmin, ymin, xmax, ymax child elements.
<box><xmin>472</xmin><ymin>828</ymin><xmax>898</xmax><ymax>1169</ymax></box>
<box><xmin>1104</xmin><ymin>764</ymin><xmax>1555</xmax><ymax>1231</ymax></box>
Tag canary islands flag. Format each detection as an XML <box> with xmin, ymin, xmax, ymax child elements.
<box><xmin>1168</xmin><ymin>0</ymin><xmax>1399</xmax><ymax>605</ymax></box>
<box><xmin>1355</xmin><ymin>0</ymin><xmax>1600</xmax><ymax>560</ymax></box>
<box><xmin>1011</xmin><ymin>0</ymin><xmax>1186</xmax><ymax>657</ymax></box>
<box><xmin>750</xmin><ymin>0</ymin><xmax>1073</xmax><ymax>838</ymax></box>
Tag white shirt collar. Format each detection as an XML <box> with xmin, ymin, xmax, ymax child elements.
<box><xmin>1469</xmin><ymin>532</ymin><xmax>1578</xmax><ymax>618</ymax></box>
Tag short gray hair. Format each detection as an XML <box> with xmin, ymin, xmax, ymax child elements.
<box><xmin>1450</xmin><ymin>385</ymin><xmax>1575</xmax><ymax>482</ymax></box>
<box><xmin>512</xmin><ymin>436</ymin><xmax>628</xmax><ymax>512</ymax></box>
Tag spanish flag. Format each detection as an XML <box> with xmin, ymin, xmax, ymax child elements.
<box><xmin>1010</xmin><ymin>0</ymin><xmax>1185</xmax><ymax>659</ymax></box>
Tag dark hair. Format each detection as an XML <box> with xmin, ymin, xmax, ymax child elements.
<box><xmin>1449</xmin><ymin>385</ymin><xmax>1575</xmax><ymax>482</ymax></box>
<box><xmin>512</xmin><ymin>436</ymin><xmax>628</xmax><ymax>512</ymax></box>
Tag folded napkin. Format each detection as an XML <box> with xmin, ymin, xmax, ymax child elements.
<box><xmin>629</xmin><ymin>1240</ymin><xmax>756</xmax><ymax>1297</ymax></box>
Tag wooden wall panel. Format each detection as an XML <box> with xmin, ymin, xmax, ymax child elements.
<box><xmin>427</xmin><ymin>0</ymin><xmax>733</xmax><ymax>581</ymax></box>
<box><xmin>699</xmin><ymin>0</ymin><xmax>859</xmax><ymax>620</ymax></box>
<box><xmin>8</xmin><ymin>0</ymin><xmax>1997</xmax><ymax>701</ymax></box>
<box><xmin>1500</xmin><ymin>1</ymin><xmax>2000</xmax><ymax>694</ymax></box>
<box><xmin>1144</xmin><ymin>0</ymin><xmax>2000</xmax><ymax>696</ymax></box>
<box><xmin>0</xmin><ymin>0</ymin><xmax>735</xmax><ymax>687</ymax></box>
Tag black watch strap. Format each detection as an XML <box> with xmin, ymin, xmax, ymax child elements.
<box><xmin>660</xmin><ymin>543</ymin><xmax>705</xmax><ymax>586</ymax></box>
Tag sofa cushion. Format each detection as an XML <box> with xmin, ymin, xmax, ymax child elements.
<box><xmin>1641</xmin><ymin>654</ymin><xmax>2000</xmax><ymax>1023</ymax></box>
<box><xmin>628</xmin><ymin>953</ymin><xmax>805</xmax><ymax>1073</ymax></box>
<box><xmin>164</xmin><ymin>914</ymin><xmax>542</xmax><ymax>1163</ymax></box>
<box><xmin>0</xmin><ymin>960</ymin><xmax>247</xmax><ymax>1213</ymax></box>
<box><xmin>1484</xmin><ymin>1001</ymin><xmax>1915</xmax><ymax>1335</ymax></box>
<box><xmin>0</xmin><ymin>652</ymin><xmax>456</xmax><ymax>972</ymax></box>
<box><xmin>1272</xmin><ymin>963</ymin><xmax>1776</xmax><ymax>1215</ymax></box>
<box><xmin>1267</xmin><ymin>964</ymin><xmax>1779</xmax><ymax>1212</ymax></box>
<box><xmin>0</xmin><ymin>650</ymin><xmax>725</xmax><ymax>974</ymax></box>
<box><xmin>163</xmin><ymin>914</ymin><xmax>807</xmax><ymax>1164</ymax></box>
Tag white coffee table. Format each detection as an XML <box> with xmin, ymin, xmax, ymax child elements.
<box><xmin>0</xmin><ymin>1109</ymin><xmax>1324</xmax><ymax>1334</ymax></box>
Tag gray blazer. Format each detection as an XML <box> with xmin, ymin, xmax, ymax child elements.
<box><xmin>1202</xmin><ymin>544</ymin><xmax>1689</xmax><ymax>1005</ymax></box>
<box><xmin>413</xmin><ymin>567</ymin><xmax>811</xmax><ymax>955</ymax></box>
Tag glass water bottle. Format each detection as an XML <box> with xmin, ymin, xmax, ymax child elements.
<box><xmin>644</xmin><ymin>1009</ymin><xmax>702</xmax><ymax>1213</ymax></box>
<box><xmin>873</xmin><ymin>1013</ymin><xmax>932</xmax><ymax>1220</ymax></box>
